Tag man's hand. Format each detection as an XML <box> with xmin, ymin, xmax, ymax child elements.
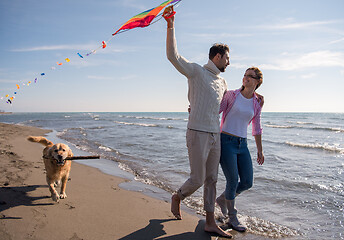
<box><xmin>163</xmin><ymin>6</ymin><xmax>175</xmax><ymax>28</ymax></box>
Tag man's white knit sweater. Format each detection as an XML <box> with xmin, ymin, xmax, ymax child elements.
<box><xmin>166</xmin><ymin>28</ymin><xmax>228</xmax><ymax>133</ymax></box>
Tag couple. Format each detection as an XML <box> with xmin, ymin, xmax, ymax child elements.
<box><xmin>164</xmin><ymin>7</ymin><xmax>264</xmax><ymax>238</ymax></box>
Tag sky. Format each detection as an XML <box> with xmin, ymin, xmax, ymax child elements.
<box><xmin>0</xmin><ymin>0</ymin><xmax>343</xmax><ymax>112</ymax></box>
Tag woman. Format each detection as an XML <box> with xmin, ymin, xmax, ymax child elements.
<box><xmin>216</xmin><ymin>67</ymin><xmax>264</xmax><ymax>232</ymax></box>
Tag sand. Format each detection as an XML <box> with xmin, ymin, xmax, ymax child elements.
<box><xmin>0</xmin><ymin>122</ymin><xmax>239</xmax><ymax>240</ymax></box>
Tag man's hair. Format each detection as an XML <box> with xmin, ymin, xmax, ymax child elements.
<box><xmin>209</xmin><ymin>43</ymin><xmax>229</xmax><ymax>60</ymax></box>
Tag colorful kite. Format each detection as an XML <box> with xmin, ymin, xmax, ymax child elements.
<box><xmin>113</xmin><ymin>0</ymin><xmax>180</xmax><ymax>36</ymax></box>
<box><xmin>2</xmin><ymin>0</ymin><xmax>181</xmax><ymax>104</ymax></box>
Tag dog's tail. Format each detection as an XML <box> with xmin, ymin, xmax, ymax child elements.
<box><xmin>27</xmin><ymin>136</ymin><xmax>54</xmax><ymax>147</ymax></box>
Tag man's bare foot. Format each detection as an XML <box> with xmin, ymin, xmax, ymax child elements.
<box><xmin>204</xmin><ymin>224</ymin><xmax>232</xmax><ymax>238</ymax></box>
<box><xmin>205</xmin><ymin>212</ymin><xmax>232</xmax><ymax>238</ymax></box>
<box><xmin>171</xmin><ymin>194</ymin><xmax>182</xmax><ymax>220</ymax></box>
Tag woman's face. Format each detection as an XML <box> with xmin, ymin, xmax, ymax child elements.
<box><xmin>243</xmin><ymin>70</ymin><xmax>259</xmax><ymax>89</ymax></box>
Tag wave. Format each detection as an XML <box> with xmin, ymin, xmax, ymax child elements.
<box><xmin>114</xmin><ymin>121</ymin><xmax>158</xmax><ymax>127</ymax></box>
<box><xmin>243</xmin><ymin>215</ymin><xmax>300</xmax><ymax>238</ymax></box>
<box><xmin>182</xmin><ymin>197</ymin><xmax>300</xmax><ymax>238</ymax></box>
<box><xmin>286</xmin><ymin>141</ymin><xmax>344</xmax><ymax>153</ymax></box>
<box><xmin>295</xmin><ymin>121</ymin><xmax>314</xmax><ymax>125</ymax></box>
<box><xmin>98</xmin><ymin>145</ymin><xmax>113</xmax><ymax>152</ymax></box>
<box><xmin>312</xmin><ymin>127</ymin><xmax>344</xmax><ymax>133</ymax></box>
<box><xmin>265</xmin><ymin>124</ymin><xmax>293</xmax><ymax>129</ymax></box>
<box><xmin>265</xmin><ymin>124</ymin><xmax>344</xmax><ymax>133</ymax></box>
<box><xmin>113</xmin><ymin>120</ymin><xmax>177</xmax><ymax>129</ymax></box>
<box><xmin>119</xmin><ymin>115</ymin><xmax>188</xmax><ymax>122</ymax></box>
<box><xmin>255</xmin><ymin>176</ymin><xmax>343</xmax><ymax>195</ymax></box>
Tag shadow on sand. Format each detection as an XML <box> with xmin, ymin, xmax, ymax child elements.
<box><xmin>0</xmin><ymin>185</ymin><xmax>53</xmax><ymax>219</ymax></box>
<box><xmin>118</xmin><ymin>219</ymin><xmax>216</xmax><ymax>240</ymax></box>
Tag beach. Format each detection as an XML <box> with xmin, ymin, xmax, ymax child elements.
<box><xmin>0</xmin><ymin>122</ymin><xmax>236</xmax><ymax>240</ymax></box>
<box><xmin>1</xmin><ymin>112</ymin><xmax>343</xmax><ymax>239</ymax></box>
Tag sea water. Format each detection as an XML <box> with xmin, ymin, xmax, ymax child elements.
<box><xmin>1</xmin><ymin>112</ymin><xmax>343</xmax><ymax>239</ymax></box>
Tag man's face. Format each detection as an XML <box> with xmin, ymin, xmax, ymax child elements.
<box><xmin>216</xmin><ymin>51</ymin><xmax>230</xmax><ymax>72</ymax></box>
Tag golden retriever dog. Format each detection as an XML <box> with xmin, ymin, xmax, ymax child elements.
<box><xmin>27</xmin><ymin>136</ymin><xmax>73</xmax><ymax>202</ymax></box>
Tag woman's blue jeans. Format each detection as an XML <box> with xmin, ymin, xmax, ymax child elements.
<box><xmin>220</xmin><ymin>133</ymin><xmax>253</xmax><ymax>200</ymax></box>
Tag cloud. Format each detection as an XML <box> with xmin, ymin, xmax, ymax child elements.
<box><xmin>259</xmin><ymin>20</ymin><xmax>338</xmax><ymax>30</ymax></box>
<box><xmin>10</xmin><ymin>44</ymin><xmax>96</xmax><ymax>52</ymax></box>
<box><xmin>260</xmin><ymin>51</ymin><xmax>344</xmax><ymax>71</ymax></box>
<box><xmin>10</xmin><ymin>43</ymin><xmax>133</xmax><ymax>55</ymax></box>
<box><xmin>301</xmin><ymin>73</ymin><xmax>317</xmax><ymax>79</ymax></box>
<box><xmin>188</xmin><ymin>33</ymin><xmax>252</xmax><ymax>42</ymax></box>
<box><xmin>120</xmin><ymin>74</ymin><xmax>137</xmax><ymax>81</ymax></box>
<box><xmin>68</xmin><ymin>58</ymin><xmax>121</xmax><ymax>68</ymax></box>
<box><xmin>118</xmin><ymin>0</ymin><xmax>148</xmax><ymax>11</ymax></box>
<box><xmin>87</xmin><ymin>75</ymin><xmax>114</xmax><ymax>81</ymax></box>
<box><xmin>329</xmin><ymin>37</ymin><xmax>344</xmax><ymax>45</ymax></box>
<box><xmin>0</xmin><ymin>79</ymin><xmax>17</xmax><ymax>83</ymax></box>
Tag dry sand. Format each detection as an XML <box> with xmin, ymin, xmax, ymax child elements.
<box><xmin>1</xmin><ymin>123</ymin><xmax>245</xmax><ymax>240</ymax></box>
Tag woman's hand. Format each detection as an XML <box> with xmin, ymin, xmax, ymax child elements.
<box><xmin>257</xmin><ymin>152</ymin><xmax>264</xmax><ymax>165</ymax></box>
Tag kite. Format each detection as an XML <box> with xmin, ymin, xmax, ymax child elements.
<box><xmin>2</xmin><ymin>0</ymin><xmax>181</xmax><ymax>104</ymax></box>
<box><xmin>113</xmin><ymin>0</ymin><xmax>180</xmax><ymax>36</ymax></box>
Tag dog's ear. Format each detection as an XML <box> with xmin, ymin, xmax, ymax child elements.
<box><xmin>43</xmin><ymin>146</ymin><xmax>54</xmax><ymax>158</ymax></box>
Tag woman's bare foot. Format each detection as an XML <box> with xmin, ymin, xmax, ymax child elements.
<box><xmin>171</xmin><ymin>194</ymin><xmax>182</xmax><ymax>220</ymax></box>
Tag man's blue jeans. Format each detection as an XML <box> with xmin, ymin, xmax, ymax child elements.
<box><xmin>220</xmin><ymin>133</ymin><xmax>253</xmax><ymax>200</ymax></box>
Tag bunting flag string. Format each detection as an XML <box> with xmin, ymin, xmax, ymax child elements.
<box><xmin>1</xmin><ymin>0</ymin><xmax>181</xmax><ymax>105</ymax></box>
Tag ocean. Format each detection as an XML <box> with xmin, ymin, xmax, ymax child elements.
<box><xmin>1</xmin><ymin>112</ymin><xmax>343</xmax><ymax>239</ymax></box>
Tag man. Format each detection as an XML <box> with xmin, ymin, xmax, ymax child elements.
<box><xmin>164</xmin><ymin>6</ymin><xmax>232</xmax><ymax>238</ymax></box>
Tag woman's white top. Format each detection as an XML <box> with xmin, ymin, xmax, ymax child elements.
<box><xmin>222</xmin><ymin>92</ymin><xmax>254</xmax><ymax>138</ymax></box>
